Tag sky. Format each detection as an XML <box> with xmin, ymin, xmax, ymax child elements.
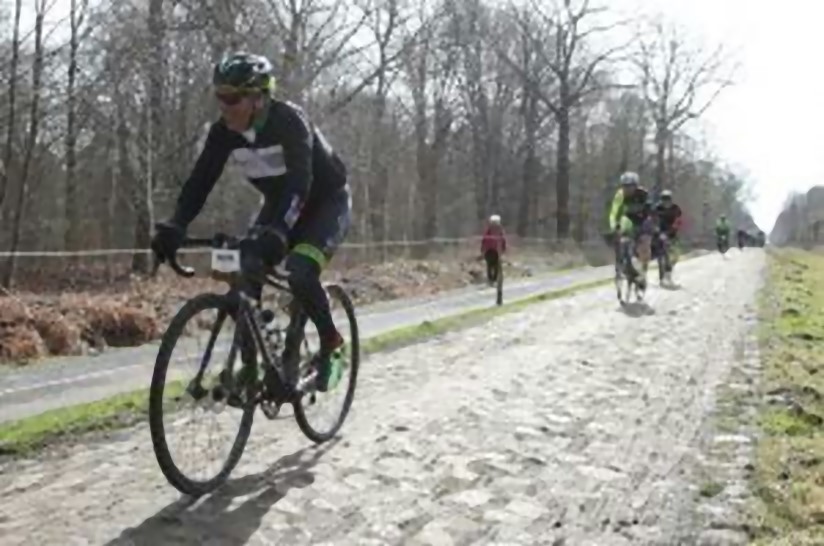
<box><xmin>611</xmin><ymin>0</ymin><xmax>824</xmax><ymax>231</ymax></box>
<box><xmin>13</xmin><ymin>0</ymin><xmax>824</xmax><ymax>232</ymax></box>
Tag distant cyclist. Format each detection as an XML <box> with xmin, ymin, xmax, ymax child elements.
<box><xmin>481</xmin><ymin>214</ymin><xmax>507</xmax><ymax>285</ymax></box>
<box><xmin>653</xmin><ymin>189</ymin><xmax>683</xmax><ymax>278</ymax></box>
<box><xmin>737</xmin><ymin>227</ymin><xmax>747</xmax><ymax>250</ymax></box>
<box><xmin>608</xmin><ymin>171</ymin><xmax>652</xmax><ymax>285</ymax></box>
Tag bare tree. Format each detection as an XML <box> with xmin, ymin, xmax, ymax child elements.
<box><xmin>250</xmin><ymin>0</ymin><xmax>373</xmax><ymax>102</ymax></box>
<box><xmin>130</xmin><ymin>0</ymin><xmax>165</xmax><ymax>274</ymax></box>
<box><xmin>498</xmin><ymin>0</ymin><xmax>626</xmax><ymax>239</ymax></box>
<box><xmin>634</xmin><ymin>18</ymin><xmax>735</xmax><ymax>195</ymax></box>
<box><xmin>0</xmin><ymin>0</ymin><xmax>758</xmax><ymax>289</ymax></box>
<box><xmin>447</xmin><ymin>0</ymin><xmax>519</xmax><ymax>227</ymax></box>
<box><xmin>0</xmin><ymin>0</ymin><xmax>22</xmax><ymax>218</ymax></box>
<box><xmin>366</xmin><ymin>0</ymin><xmax>404</xmax><ymax>249</ymax></box>
<box><xmin>64</xmin><ymin>0</ymin><xmax>89</xmax><ymax>250</ymax></box>
<box><xmin>405</xmin><ymin>6</ymin><xmax>458</xmax><ymax>247</ymax></box>
<box><xmin>3</xmin><ymin>0</ymin><xmax>48</xmax><ymax>287</ymax></box>
<box><xmin>505</xmin><ymin>7</ymin><xmax>553</xmax><ymax>237</ymax></box>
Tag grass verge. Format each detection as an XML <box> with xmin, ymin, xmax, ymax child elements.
<box><xmin>0</xmin><ymin>276</ymin><xmax>614</xmax><ymax>458</ymax></box>
<box><xmin>750</xmin><ymin>248</ymin><xmax>824</xmax><ymax>545</ymax></box>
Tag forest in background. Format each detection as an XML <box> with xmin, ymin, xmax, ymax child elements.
<box><xmin>771</xmin><ymin>187</ymin><xmax>824</xmax><ymax>247</ymax></box>
<box><xmin>0</xmin><ymin>0</ymin><xmax>758</xmax><ymax>290</ymax></box>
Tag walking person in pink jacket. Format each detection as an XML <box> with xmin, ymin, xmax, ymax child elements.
<box><xmin>481</xmin><ymin>214</ymin><xmax>507</xmax><ymax>286</ymax></box>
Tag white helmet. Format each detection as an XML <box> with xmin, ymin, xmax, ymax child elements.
<box><xmin>489</xmin><ymin>214</ymin><xmax>501</xmax><ymax>224</ymax></box>
<box><xmin>620</xmin><ymin>171</ymin><xmax>639</xmax><ymax>186</ymax></box>
<box><xmin>661</xmin><ymin>189</ymin><xmax>673</xmax><ymax>198</ymax></box>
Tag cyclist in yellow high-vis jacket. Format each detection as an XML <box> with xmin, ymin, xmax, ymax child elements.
<box><xmin>608</xmin><ymin>171</ymin><xmax>653</xmax><ymax>282</ymax></box>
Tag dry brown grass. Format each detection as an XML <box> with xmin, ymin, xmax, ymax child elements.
<box><xmin>0</xmin><ymin>251</ymin><xmax>562</xmax><ymax>364</ymax></box>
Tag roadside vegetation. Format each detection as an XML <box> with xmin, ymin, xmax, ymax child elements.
<box><xmin>751</xmin><ymin>249</ymin><xmax>824</xmax><ymax>544</ymax></box>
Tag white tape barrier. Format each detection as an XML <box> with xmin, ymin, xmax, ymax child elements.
<box><xmin>0</xmin><ymin>236</ymin><xmax>530</xmax><ymax>257</ymax></box>
<box><xmin>0</xmin><ymin>235</ymin><xmax>707</xmax><ymax>258</ymax></box>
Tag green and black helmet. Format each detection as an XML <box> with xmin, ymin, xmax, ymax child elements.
<box><xmin>213</xmin><ymin>52</ymin><xmax>275</xmax><ymax>93</ymax></box>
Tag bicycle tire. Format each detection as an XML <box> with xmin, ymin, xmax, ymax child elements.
<box><xmin>294</xmin><ymin>284</ymin><xmax>360</xmax><ymax>443</ymax></box>
<box><xmin>149</xmin><ymin>292</ymin><xmax>255</xmax><ymax>497</ymax></box>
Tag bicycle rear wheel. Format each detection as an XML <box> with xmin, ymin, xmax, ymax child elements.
<box><xmin>294</xmin><ymin>284</ymin><xmax>360</xmax><ymax>443</ymax></box>
<box><xmin>149</xmin><ymin>293</ymin><xmax>255</xmax><ymax>496</ymax></box>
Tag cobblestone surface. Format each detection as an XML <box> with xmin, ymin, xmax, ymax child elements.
<box><xmin>0</xmin><ymin>251</ymin><xmax>765</xmax><ymax>545</ymax></box>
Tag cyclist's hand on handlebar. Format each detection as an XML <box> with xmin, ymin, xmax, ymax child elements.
<box><xmin>237</xmin><ymin>225</ymin><xmax>288</xmax><ymax>281</ymax></box>
<box><xmin>151</xmin><ymin>221</ymin><xmax>185</xmax><ymax>263</ymax></box>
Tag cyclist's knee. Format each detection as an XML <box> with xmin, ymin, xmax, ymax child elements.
<box><xmin>285</xmin><ymin>252</ymin><xmax>322</xmax><ymax>294</ymax></box>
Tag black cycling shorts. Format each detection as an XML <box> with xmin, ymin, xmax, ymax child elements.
<box><xmin>254</xmin><ymin>184</ymin><xmax>352</xmax><ymax>269</ymax></box>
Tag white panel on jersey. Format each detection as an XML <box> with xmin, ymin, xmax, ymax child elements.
<box><xmin>231</xmin><ymin>145</ymin><xmax>287</xmax><ymax>179</ymax></box>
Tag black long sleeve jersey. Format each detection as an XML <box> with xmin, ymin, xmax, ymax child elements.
<box><xmin>171</xmin><ymin>99</ymin><xmax>348</xmax><ymax>240</ymax></box>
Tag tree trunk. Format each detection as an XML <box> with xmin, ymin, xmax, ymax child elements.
<box><xmin>654</xmin><ymin>123</ymin><xmax>667</xmax><ymax>195</ymax></box>
<box><xmin>368</xmin><ymin>73</ymin><xmax>389</xmax><ymax>252</ymax></box>
<box><xmin>555</xmin><ymin>105</ymin><xmax>571</xmax><ymax>239</ymax></box>
<box><xmin>518</xmin><ymin>93</ymin><xmax>538</xmax><ymax>237</ymax></box>
<box><xmin>666</xmin><ymin>132</ymin><xmax>675</xmax><ymax>192</ymax></box>
<box><xmin>64</xmin><ymin>0</ymin><xmax>80</xmax><ymax>250</ymax></box>
<box><xmin>2</xmin><ymin>1</ymin><xmax>45</xmax><ymax>288</ymax></box>
<box><xmin>0</xmin><ymin>0</ymin><xmax>22</xmax><ymax>218</ymax></box>
<box><xmin>573</xmin><ymin>123</ymin><xmax>589</xmax><ymax>243</ymax></box>
<box><xmin>133</xmin><ymin>0</ymin><xmax>163</xmax><ymax>274</ymax></box>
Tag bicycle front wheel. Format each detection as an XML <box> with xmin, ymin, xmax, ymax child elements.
<box><xmin>149</xmin><ymin>293</ymin><xmax>255</xmax><ymax>496</ymax></box>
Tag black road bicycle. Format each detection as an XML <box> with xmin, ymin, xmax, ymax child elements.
<box><xmin>149</xmin><ymin>230</ymin><xmax>359</xmax><ymax>497</ymax></box>
<box><xmin>655</xmin><ymin>232</ymin><xmax>672</xmax><ymax>286</ymax></box>
<box><xmin>615</xmin><ymin>234</ymin><xmax>649</xmax><ymax>305</ymax></box>
<box><xmin>717</xmin><ymin>233</ymin><xmax>730</xmax><ymax>256</ymax></box>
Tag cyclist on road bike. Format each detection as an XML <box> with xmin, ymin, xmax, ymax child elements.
<box><xmin>737</xmin><ymin>227</ymin><xmax>747</xmax><ymax>250</ymax></box>
<box><xmin>653</xmin><ymin>189</ymin><xmax>683</xmax><ymax>274</ymax></box>
<box><xmin>150</xmin><ymin>52</ymin><xmax>350</xmax><ymax>392</ymax></box>
<box><xmin>481</xmin><ymin>214</ymin><xmax>507</xmax><ymax>285</ymax></box>
<box><xmin>654</xmin><ymin>190</ymin><xmax>683</xmax><ymax>239</ymax></box>
<box><xmin>608</xmin><ymin>171</ymin><xmax>652</xmax><ymax>284</ymax></box>
<box><xmin>715</xmin><ymin>214</ymin><xmax>731</xmax><ymax>252</ymax></box>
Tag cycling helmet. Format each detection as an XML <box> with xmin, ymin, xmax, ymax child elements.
<box><xmin>213</xmin><ymin>52</ymin><xmax>275</xmax><ymax>93</ymax></box>
<box><xmin>620</xmin><ymin>171</ymin><xmax>639</xmax><ymax>186</ymax></box>
<box><xmin>489</xmin><ymin>214</ymin><xmax>501</xmax><ymax>224</ymax></box>
<box><xmin>661</xmin><ymin>189</ymin><xmax>673</xmax><ymax>199</ymax></box>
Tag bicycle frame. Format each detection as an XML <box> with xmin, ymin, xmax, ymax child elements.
<box><xmin>160</xmin><ymin>233</ymin><xmax>314</xmax><ymax>407</ymax></box>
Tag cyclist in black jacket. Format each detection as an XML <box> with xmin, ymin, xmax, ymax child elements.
<box><xmin>151</xmin><ymin>52</ymin><xmax>351</xmax><ymax>392</ymax></box>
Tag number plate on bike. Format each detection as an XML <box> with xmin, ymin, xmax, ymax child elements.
<box><xmin>211</xmin><ymin>249</ymin><xmax>241</xmax><ymax>273</ymax></box>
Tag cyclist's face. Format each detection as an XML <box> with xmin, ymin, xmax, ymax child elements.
<box><xmin>662</xmin><ymin>198</ymin><xmax>672</xmax><ymax>207</ymax></box>
<box><xmin>216</xmin><ymin>91</ymin><xmax>259</xmax><ymax>132</ymax></box>
<box><xmin>622</xmin><ymin>184</ymin><xmax>636</xmax><ymax>196</ymax></box>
